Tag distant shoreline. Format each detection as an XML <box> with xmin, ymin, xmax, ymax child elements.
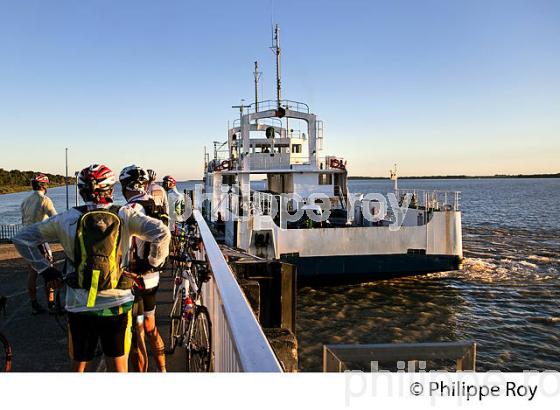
<box><xmin>0</xmin><ymin>183</ymin><xmax>69</xmax><ymax>195</ymax></box>
<box><xmin>1</xmin><ymin>169</ymin><xmax>76</xmax><ymax>195</ymax></box>
<box><xmin>348</xmin><ymin>173</ymin><xmax>560</xmax><ymax>180</ymax></box>
<box><xmin>2</xmin><ymin>175</ymin><xmax>558</xmax><ymax>195</ymax></box>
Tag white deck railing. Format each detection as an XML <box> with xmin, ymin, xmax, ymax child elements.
<box><xmin>395</xmin><ymin>189</ymin><xmax>461</xmax><ymax>211</ymax></box>
<box><xmin>193</xmin><ymin>210</ymin><xmax>283</xmax><ymax>372</ymax></box>
<box><xmin>0</xmin><ymin>224</ymin><xmax>23</xmax><ymax>241</ymax></box>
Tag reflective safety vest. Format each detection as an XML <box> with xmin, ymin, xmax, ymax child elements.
<box><xmin>73</xmin><ymin>205</ymin><xmax>132</xmax><ymax>308</ymax></box>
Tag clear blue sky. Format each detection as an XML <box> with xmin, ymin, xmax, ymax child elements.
<box><xmin>0</xmin><ymin>0</ymin><xmax>559</xmax><ymax>179</ymax></box>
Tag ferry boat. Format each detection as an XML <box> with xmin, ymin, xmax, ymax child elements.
<box><xmin>199</xmin><ymin>26</ymin><xmax>463</xmax><ymax>282</ymax></box>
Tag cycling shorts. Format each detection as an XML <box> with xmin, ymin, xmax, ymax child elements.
<box><xmin>132</xmin><ymin>286</ymin><xmax>159</xmax><ymax>320</ymax></box>
<box><xmin>68</xmin><ymin>311</ymin><xmax>132</xmax><ymax>361</ymax></box>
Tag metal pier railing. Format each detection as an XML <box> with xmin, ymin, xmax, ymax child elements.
<box><xmin>0</xmin><ymin>224</ymin><xmax>22</xmax><ymax>242</ymax></box>
<box><xmin>193</xmin><ymin>210</ymin><xmax>283</xmax><ymax>372</ymax></box>
<box><xmin>323</xmin><ymin>341</ymin><xmax>476</xmax><ymax>372</ymax></box>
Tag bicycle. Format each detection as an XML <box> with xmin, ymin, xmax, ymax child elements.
<box><xmin>171</xmin><ymin>226</ymin><xmax>201</xmax><ymax>298</ymax></box>
<box><xmin>0</xmin><ymin>296</ymin><xmax>13</xmax><ymax>372</ymax></box>
<box><xmin>169</xmin><ymin>222</ymin><xmax>193</xmax><ymax>275</ymax></box>
<box><xmin>49</xmin><ymin>260</ymin><xmax>67</xmax><ymax>333</ymax></box>
<box><xmin>167</xmin><ymin>255</ymin><xmax>212</xmax><ymax>372</ymax></box>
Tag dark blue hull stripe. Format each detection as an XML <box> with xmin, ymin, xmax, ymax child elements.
<box><xmin>280</xmin><ymin>254</ymin><xmax>463</xmax><ymax>283</ymax></box>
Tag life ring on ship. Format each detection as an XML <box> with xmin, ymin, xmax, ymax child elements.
<box><xmin>215</xmin><ymin>160</ymin><xmax>231</xmax><ymax>172</ymax></box>
<box><xmin>329</xmin><ymin>158</ymin><xmax>346</xmax><ymax>170</ymax></box>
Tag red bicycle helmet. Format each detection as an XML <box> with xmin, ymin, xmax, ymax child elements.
<box><xmin>162</xmin><ymin>175</ymin><xmax>177</xmax><ymax>190</ymax></box>
<box><xmin>31</xmin><ymin>173</ymin><xmax>50</xmax><ymax>190</ymax></box>
<box><xmin>77</xmin><ymin>164</ymin><xmax>117</xmax><ymax>204</ymax></box>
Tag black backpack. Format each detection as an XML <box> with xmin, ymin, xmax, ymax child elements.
<box><xmin>133</xmin><ymin>198</ymin><xmax>169</xmax><ymax>225</ymax></box>
<box><xmin>72</xmin><ymin>205</ymin><xmax>131</xmax><ymax>308</ymax></box>
<box><xmin>129</xmin><ymin>198</ymin><xmax>168</xmax><ymax>273</ymax></box>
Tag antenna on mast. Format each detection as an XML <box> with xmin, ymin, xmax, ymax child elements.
<box><xmin>204</xmin><ymin>146</ymin><xmax>208</xmax><ymax>171</ymax></box>
<box><xmin>389</xmin><ymin>163</ymin><xmax>398</xmax><ymax>192</ymax></box>
<box><xmin>270</xmin><ymin>24</ymin><xmax>281</xmax><ymax>109</ymax></box>
<box><xmin>253</xmin><ymin>61</ymin><xmax>261</xmax><ymax>115</ymax></box>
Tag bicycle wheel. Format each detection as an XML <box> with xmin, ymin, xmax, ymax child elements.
<box><xmin>170</xmin><ymin>237</ymin><xmax>180</xmax><ymax>272</ymax></box>
<box><xmin>0</xmin><ymin>332</ymin><xmax>12</xmax><ymax>372</ymax></box>
<box><xmin>186</xmin><ymin>305</ymin><xmax>212</xmax><ymax>372</ymax></box>
<box><xmin>171</xmin><ymin>265</ymin><xmax>180</xmax><ymax>299</ymax></box>
<box><xmin>166</xmin><ymin>294</ymin><xmax>185</xmax><ymax>355</ymax></box>
<box><xmin>52</xmin><ymin>288</ymin><xmax>67</xmax><ymax>332</ymax></box>
<box><xmin>193</xmin><ymin>263</ymin><xmax>210</xmax><ymax>291</ymax></box>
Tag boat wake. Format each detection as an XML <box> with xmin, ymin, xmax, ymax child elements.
<box><xmin>457</xmin><ymin>226</ymin><xmax>560</xmax><ymax>282</ymax></box>
<box><xmin>297</xmin><ymin>224</ymin><xmax>560</xmax><ymax>372</ymax></box>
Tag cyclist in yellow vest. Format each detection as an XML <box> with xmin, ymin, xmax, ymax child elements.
<box><xmin>13</xmin><ymin>164</ymin><xmax>170</xmax><ymax>372</ymax></box>
<box><xmin>20</xmin><ymin>173</ymin><xmax>57</xmax><ymax>315</ymax></box>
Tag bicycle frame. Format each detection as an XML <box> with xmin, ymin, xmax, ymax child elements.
<box><xmin>172</xmin><ymin>263</ymin><xmax>204</xmax><ymax>339</ymax></box>
<box><xmin>0</xmin><ymin>296</ymin><xmax>13</xmax><ymax>372</ymax></box>
<box><xmin>168</xmin><ymin>221</ymin><xmax>212</xmax><ymax>371</ymax></box>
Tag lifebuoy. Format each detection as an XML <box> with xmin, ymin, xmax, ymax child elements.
<box><xmin>329</xmin><ymin>158</ymin><xmax>346</xmax><ymax>170</ymax></box>
<box><xmin>215</xmin><ymin>160</ymin><xmax>231</xmax><ymax>172</ymax></box>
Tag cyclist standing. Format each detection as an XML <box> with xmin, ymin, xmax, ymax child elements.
<box><xmin>12</xmin><ymin>164</ymin><xmax>170</xmax><ymax>372</ymax></box>
<box><xmin>119</xmin><ymin>165</ymin><xmax>168</xmax><ymax>372</ymax></box>
<box><xmin>162</xmin><ymin>175</ymin><xmax>186</xmax><ymax>229</ymax></box>
<box><xmin>146</xmin><ymin>169</ymin><xmax>169</xmax><ymax>216</ymax></box>
<box><xmin>20</xmin><ymin>173</ymin><xmax>57</xmax><ymax>315</ymax></box>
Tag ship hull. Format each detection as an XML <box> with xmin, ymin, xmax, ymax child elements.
<box><xmin>281</xmin><ymin>253</ymin><xmax>463</xmax><ymax>284</ymax></box>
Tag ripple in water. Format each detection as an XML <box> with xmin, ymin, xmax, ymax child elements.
<box><xmin>297</xmin><ymin>226</ymin><xmax>560</xmax><ymax>371</ymax></box>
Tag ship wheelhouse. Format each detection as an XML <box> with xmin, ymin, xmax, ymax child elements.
<box><xmin>206</xmin><ymin>98</ymin><xmax>349</xmax><ymax>224</ymax></box>
<box><xmin>201</xmin><ymin>96</ymin><xmax>463</xmax><ymax>282</ymax></box>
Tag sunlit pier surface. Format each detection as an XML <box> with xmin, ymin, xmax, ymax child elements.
<box><xmin>0</xmin><ymin>211</ymin><xmax>291</xmax><ymax>372</ymax></box>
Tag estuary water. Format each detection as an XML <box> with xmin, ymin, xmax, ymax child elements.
<box><xmin>298</xmin><ymin>178</ymin><xmax>560</xmax><ymax>371</ymax></box>
<box><xmin>1</xmin><ymin>178</ymin><xmax>559</xmax><ymax>371</ymax></box>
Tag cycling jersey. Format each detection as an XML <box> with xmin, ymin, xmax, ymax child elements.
<box><xmin>147</xmin><ymin>182</ymin><xmax>169</xmax><ymax>215</ymax></box>
<box><xmin>167</xmin><ymin>187</ymin><xmax>186</xmax><ymax>227</ymax></box>
<box><xmin>12</xmin><ymin>202</ymin><xmax>170</xmax><ymax>315</ymax></box>
<box><xmin>21</xmin><ymin>190</ymin><xmax>57</xmax><ymax>225</ymax></box>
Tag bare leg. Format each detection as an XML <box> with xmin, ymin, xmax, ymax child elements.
<box><xmin>131</xmin><ymin>322</ymin><xmax>148</xmax><ymax>372</ymax></box>
<box><xmin>144</xmin><ymin>315</ymin><xmax>166</xmax><ymax>372</ymax></box>
<box><xmin>129</xmin><ymin>332</ymin><xmax>139</xmax><ymax>371</ymax></box>
<box><xmin>107</xmin><ymin>355</ymin><xmax>128</xmax><ymax>372</ymax></box>
<box><xmin>72</xmin><ymin>361</ymin><xmax>88</xmax><ymax>372</ymax></box>
<box><xmin>27</xmin><ymin>266</ymin><xmax>38</xmax><ymax>302</ymax></box>
<box><xmin>47</xmin><ymin>287</ymin><xmax>55</xmax><ymax>307</ymax></box>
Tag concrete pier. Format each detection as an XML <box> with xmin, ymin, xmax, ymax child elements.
<box><xmin>0</xmin><ymin>240</ymin><xmax>293</xmax><ymax>372</ymax></box>
<box><xmin>0</xmin><ymin>244</ymin><xmax>189</xmax><ymax>371</ymax></box>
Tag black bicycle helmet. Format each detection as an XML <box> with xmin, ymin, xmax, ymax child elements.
<box><xmin>119</xmin><ymin>164</ymin><xmax>149</xmax><ymax>193</ymax></box>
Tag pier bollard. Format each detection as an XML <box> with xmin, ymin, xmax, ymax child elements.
<box><xmin>239</xmin><ymin>279</ymin><xmax>261</xmax><ymax>320</ymax></box>
<box><xmin>264</xmin><ymin>328</ymin><xmax>298</xmax><ymax>372</ymax></box>
<box><xmin>232</xmin><ymin>260</ymin><xmax>296</xmax><ymax>332</ymax></box>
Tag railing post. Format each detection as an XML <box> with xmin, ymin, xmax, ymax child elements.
<box><xmin>193</xmin><ymin>210</ymin><xmax>282</xmax><ymax>372</ymax></box>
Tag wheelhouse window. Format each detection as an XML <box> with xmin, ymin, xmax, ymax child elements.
<box><xmin>291</xmin><ymin>144</ymin><xmax>302</xmax><ymax>153</ymax></box>
<box><xmin>318</xmin><ymin>173</ymin><xmax>332</xmax><ymax>185</ymax></box>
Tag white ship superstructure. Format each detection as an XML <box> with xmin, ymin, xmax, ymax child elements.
<box><xmin>200</xmin><ymin>26</ymin><xmax>463</xmax><ymax>282</ymax></box>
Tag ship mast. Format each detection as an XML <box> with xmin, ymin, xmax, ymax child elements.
<box><xmin>271</xmin><ymin>24</ymin><xmax>281</xmax><ymax>109</ymax></box>
<box><xmin>390</xmin><ymin>163</ymin><xmax>398</xmax><ymax>192</ymax></box>
<box><xmin>253</xmin><ymin>61</ymin><xmax>261</xmax><ymax>126</ymax></box>
<box><xmin>253</xmin><ymin>61</ymin><xmax>261</xmax><ymax>112</ymax></box>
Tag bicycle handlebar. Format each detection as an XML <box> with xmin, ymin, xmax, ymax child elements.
<box><xmin>168</xmin><ymin>254</ymin><xmax>207</xmax><ymax>265</ymax></box>
<box><xmin>0</xmin><ymin>296</ymin><xmax>6</xmax><ymax>315</ymax></box>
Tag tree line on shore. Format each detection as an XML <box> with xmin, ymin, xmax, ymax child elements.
<box><xmin>0</xmin><ymin>168</ymin><xmax>76</xmax><ymax>194</ymax></box>
<box><xmin>348</xmin><ymin>173</ymin><xmax>560</xmax><ymax>180</ymax></box>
